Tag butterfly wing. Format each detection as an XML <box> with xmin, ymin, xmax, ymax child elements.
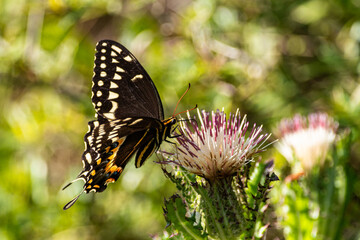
<box><xmin>63</xmin><ymin>117</ymin><xmax>163</xmax><ymax>210</ymax></box>
<box><xmin>63</xmin><ymin>40</ymin><xmax>170</xmax><ymax>209</ymax></box>
<box><xmin>92</xmin><ymin>40</ymin><xmax>164</xmax><ymax>120</ymax></box>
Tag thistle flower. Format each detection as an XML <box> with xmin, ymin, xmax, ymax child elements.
<box><xmin>168</xmin><ymin>109</ymin><xmax>272</xmax><ymax>181</ymax></box>
<box><xmin>276</xmin><ymin>113</ymin><xmax>338</xmax><ymax>171</ymax></box>
<box><xmin>161</xmin><ymin>109</ymin><xmax>276</xmax><ymax>239</ymax></box>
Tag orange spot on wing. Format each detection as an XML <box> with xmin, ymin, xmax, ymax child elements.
<box><xmin>88</xmin><ymin>179</ymin><xmax>93</xmax><ymax>184</ymax></box>
<box><xmin>118</xmin><ymin>137</ymin><xmax>125</xmax><ymax>145</ymax></box>
<box><xmin>91</xmin><ymin>170</ymin><xmax>96</xmax><ymax>176</ymax></box>
<box><xmin>94</xmin><ymin>185</ymin><xmax>100</xmax><ymax>188</ymax></box>
<box><xmin>109</xmin><ymin>165</ymin><xmax>120</xmax><ymax>173</ymax></box>
<box><xmin>105</xmin><ymin>178</ymin><xmax>115</xmax><ymax>184</ymax></box>
<box><xmin>97</xmin><ymin>159</ymin><xmax>102</xmax><ymax>165</ymax></box>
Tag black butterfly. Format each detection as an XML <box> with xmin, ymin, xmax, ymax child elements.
<box><xmin>63</xmin><ymin>40</ymin><xmax>181</xmax><ymax>210</ymax></box>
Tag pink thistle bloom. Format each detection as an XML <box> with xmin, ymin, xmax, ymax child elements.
<box><xmin>166</xmin><ymin>109</ymin><xmax>273</xmax><ymax>181</ymax></box>
<box><xmin>276</xmin><ymin>113</ymin><xmax>338</xmax><ymax>171</ymax></box>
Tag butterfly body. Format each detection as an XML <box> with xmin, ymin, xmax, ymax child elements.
<box><xmin>63</xmin><ymin>40</ymin><xmax>177</xmax><ymax>210</ymax></box>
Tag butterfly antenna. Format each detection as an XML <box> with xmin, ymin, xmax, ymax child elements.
<box><xmin>173</xmin><ymin>104</ymin><xmax>198</xmax><ymax>117</ymax></box>
<box><xmin>172</xmin><ymin>83</ymin><xmax>191</xmax><ymax>117</ymax></box>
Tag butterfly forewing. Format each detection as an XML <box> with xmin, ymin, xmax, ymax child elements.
<box><xmin>92</xmin><ymin>40</ymin><xmax>164</xmax><ymax>120</ymax></box>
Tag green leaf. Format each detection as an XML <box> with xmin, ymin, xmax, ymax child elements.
<box><xmin>164</xmin><ymin>195</ymin><xmax>207</xmax><ymax>240</ymax></box>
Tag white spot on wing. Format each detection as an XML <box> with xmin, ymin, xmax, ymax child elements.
<box><xmin>102</xmin><ymin>42</ymin><xmax>107</xmax><ymax>46</ymax></box>
<box><xmin>114</xmin><ymin>123</ymin><xmax>126</xmax><ymax>130</ymax></box>
<box><xmin>87</xmin><ymin>135</ymin><xmax>93</xmax><ymax>144</ymax></box>
<box><xmin>111</xmin><ymin>45</ymin><xmax>122</xmax><ymax>54</ymax></box>
<box><xmin>98</xmin><ymin>80</ymin><xmax>104</xmax><ymax>86</ymax></box>
<box><xmin>109</xmin><ymin>121</ymin><xmax>118</xmax><ymax>127</ymax></box>
<box><xmin>96</xmin><ymin>91</ymin><xmax>102</xmax><ymax>97</ymax></box>
<box><xmin>129</xmin><ymin>118</ymin><xmax>143</xmax><ymax>125</ymax></box>
<box><xmin>111</xmin><ymin>51</ymin><xmax>117</xmax><ymax>57</ymax></box>
<box><xmin>108</xmin><ymin>91</ymin><xmax>119</xmax><ymax>99</ymax></box>
<box><xmin>110</xmin><ymin>81</ymin><xmax>118</xmax><ymax>88</ymax></box>
<box><xmin>101</xmin><ymin>56</ymin><xmax>106</xmax><ymax>60</ymax></box>
<box><xmin>112</xmin><ymin>59</ymin><xmax>119</xmax><ymax>63</ymax></box>
<box><xmin>124</xmin><ymin>55</ymin><xmax>132</xmax><ymax>62</ymax></box>
<box><xmin>100</xmin><ymin>63</ymin><xmax>106</xmax><ymax>68</ymax></box>
<box><xmin>99</xmin><ymin>124</ymin><xmax>105</xmax><ymax>134</ymax></box>
<box><xmin>85</xmin><ymin>153</ymin><xmax>92</xmax><ymax>163</ymax></box>
<box><xmin>97</xmin><ymin>101</ymin><xmax>102</xmax><ymax>107</ymax></box>
<box><xmin>131</xmin><ymin>74</ymin><xmax>143</xmax><ymax>82</ymax></box>
<box><xmin>100</xmin><ymin>71</ymin><xmax>106</xmax><ymax>77</ymax></box>
<box><xmin>93</xmin><ymin>121</ymin><xmax>99</xmax><ymax>128</ymax></box>
<box><xmin>104</xmin><ymin>112</ymin><xmax>115</xmax><ymax>119</ymax></box>
<box><xmin>113</xmin><ymin>73</ymin><xmax>122</xmax><ymax>80</ymax></box>
<box><xmin>110</xmin><ymin>101</ymin><xmax>118</xmax><ymax>113</ymax></box>
<box><xmin>116</xmin><ymin>66</ymin><xmax>125</xmax><ymax>72</ymax></box>
<box><xmin>101</xmin><ymin>49</ymin><xmax>106</xmax><ymax>53</ymax></box>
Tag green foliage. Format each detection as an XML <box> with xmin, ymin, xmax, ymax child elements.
<box><xmin>162</xmin><ymin>160</ymin><xmax>278</xmax><ymax>240</ymax></box>
<box><xmin>163</xmin><ymin>195</ymin><xmax>206</xmax><ymax>240</ymax></box>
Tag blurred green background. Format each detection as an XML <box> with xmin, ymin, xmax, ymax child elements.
<box><xmin>1</xmin><ymin>0</ymin><xmax>360</xmax><ymax>239</ymax></box>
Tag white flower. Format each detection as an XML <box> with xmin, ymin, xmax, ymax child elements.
<box><xmin>276</xmin><ymin>113</ymin><xmax>338</xmax><ymax>171</ymax></box>
<box><xmin>165</xmin><ymin>109</ymin><xmax>272</xmax><ymax>180</ymax></box>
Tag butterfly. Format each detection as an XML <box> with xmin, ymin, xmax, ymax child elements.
<box><xmin>63</xmin><ymin>40</ymin><xmax>192</xmax><ymax>210</ymax></box>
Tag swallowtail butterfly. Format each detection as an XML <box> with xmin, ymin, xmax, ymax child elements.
<box><xmin>63</xmin><ymin>40</ymin><xmax>185</xmax><ymax>210</ymax></box>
